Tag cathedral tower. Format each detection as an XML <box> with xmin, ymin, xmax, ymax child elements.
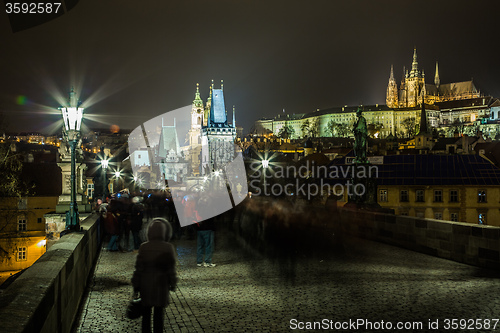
<box><xmin>386</xmin><ymin>65</ymin><xmax>399</xmax><ymax>108</ymax></box>
<box><xmin>406</xmin><ymin>48</ymin><xmax>425</xmax><ymax>107</ymax></box>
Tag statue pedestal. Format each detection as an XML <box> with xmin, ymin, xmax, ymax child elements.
<box><xmin>56</xmin><ymin>159</ymin><xmax>92</xmax><ymax>214</ymax></box>
<box><xmin>44</xmin><ymin>213</ymin><xmax>92</xmax><ymax>240</ymax></box>
<box><xmin>347</xmin><ymin>163</ymin><xmax>380</xmax><ymax>209</ymax></box>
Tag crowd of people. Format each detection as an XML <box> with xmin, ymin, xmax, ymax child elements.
<box><xmin>94</xmin><ymin>188</ymin><xmax>217</xmax><ymax>332</ymax></box>
<box><xmin>95</xmin><ymin>189</ymin><xmax>183</xmax><ymax>252</ymax></box>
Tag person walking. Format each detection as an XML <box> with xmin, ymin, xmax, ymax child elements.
<box><xmin>103</xmin><ymin>208</ymin><xmax>119</xmax><ymax>251</ymax></box>
<box><xmin>130</xmin><ymin>196</ymin><xmax>145</xmax><ymax>250</ymax></box>
<box><xmin>196</xmin><ymin>217</ymin><xmax>216</xmax><ymax>267</ymax></box>
<box><xmin>132</xmin><ymin>218</ymin><xmax>177</xmax><ymax>333</ymax></box>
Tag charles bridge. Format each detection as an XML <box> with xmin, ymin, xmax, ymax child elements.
<box><xmin>1</xmin><ymin>198</ymin><xmax>499</xmax><ymax>332</ymax></box>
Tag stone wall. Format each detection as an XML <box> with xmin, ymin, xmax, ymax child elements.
<box><xmin>0</xmin><ymin>213</ymin><xmax>101</xmax><ymax>333</ymax></box>
<box><xmin>339</xmin><ymin>208</ymin><xmax>500</xmax><ymax>269</ymax></box>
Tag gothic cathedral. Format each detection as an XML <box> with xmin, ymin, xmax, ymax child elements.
<box><xmin>386</xmin><ymin>48</ymin><xmax>481</xmax><ymax>108</ymax></box>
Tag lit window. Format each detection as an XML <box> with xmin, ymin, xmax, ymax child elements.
<box><xmin>18</xmin><ymin>217</ymin><xmax>27</xmax><ymax>231</ymax></box>
<box><xmin>17</xmin><ymin>247</ymin><xmax>27</xmax><ymax>261</ymax></box>
<box><xmin>450</xmin><ymin>190</ymin><xmax>459</xmax><ymax>203</ymax></box>
<box><xmin>479</xmin><ymin>213</ymin><xmax>486</xmax><ymax>224</ymax></box>
<box><xmin>415</xmin><ymin>190</ymin><xmax>424</xmax><ymax>202</ymax></box>
<box><xmin>434</xmin><ymin>190</ymin><xmax>442</xmax><ymax>202</ymax></box>
<box><xmin>400</xmin><ymin>190</ymin><xmax>409</xmax><ymax>202</ymax></box>
<box><xmin>478</xmin><ymin>190</ymin><xmax>487</xmax><ymax>203</ymax></box>
<box><xmin>379</xmin><ymin>189</ymin><xmax>388</xmax><ymax>202</ymax></box>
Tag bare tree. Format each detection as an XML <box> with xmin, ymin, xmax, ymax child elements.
<box><xmin>401</xmin><ymin>117</ymin><xmax>417</xmax><ymax>138</ymax></box>
<box><xmin>326</xmin><ymin>120</ymin><xmax>351</xmax><ymax>137</ymax></box>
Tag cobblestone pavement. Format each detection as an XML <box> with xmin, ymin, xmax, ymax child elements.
<box><xmin>74</xmin><ymin>223</ymin><xmax>500</xmax><ymax>333</ymax></box>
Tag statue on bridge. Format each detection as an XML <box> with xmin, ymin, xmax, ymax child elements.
<box><xmin>352</xmin><ymin>107</ymin><xmax>368</xmax><ymax>164</ymax></box>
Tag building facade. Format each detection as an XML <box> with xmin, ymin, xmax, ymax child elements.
<box><xmin>255</xmin><ymin>48</ymin><xmax>498</xmax><ymax>140</ymax></box>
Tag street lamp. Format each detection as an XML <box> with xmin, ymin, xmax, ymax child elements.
<box><xmin>113</xmin><ymin>170</ymin><xmax>123</xmax><ymax>193</ymax></box>
<box><xmin>101</xmin><ymin>157</ymin><xmax>109</xmax><ymax>200</ymax></box>
<box><xmin>60</xmin><ymin>88</ymin><xmax>84</xmax><ymax>232</ymax></box>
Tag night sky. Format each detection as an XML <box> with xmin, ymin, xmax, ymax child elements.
<box><xmin>2</xmin><ymin>0</ymin><xmax>500</xmax><ymax>134</ymax></box>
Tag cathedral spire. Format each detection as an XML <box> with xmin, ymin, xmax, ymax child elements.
<box><xmin>434</xmin><ymin>61</ymin><xmax>440</xmax><ymax>88</ymax></box>
<box><xmin>389</xmin><ymin>65</ymin><xmax>395</xmax><ymax>81</ymax></box>
<box><xmin>411</xmin><ymin>47</ymin><xmax>418</xmax><ymax>76</ymax></box>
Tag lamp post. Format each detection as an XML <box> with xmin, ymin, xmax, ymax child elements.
<box><xmin>101</xmin><ymin>157</ymin><xmax>109</xmax><ymax>200</ymax></box>
<box><xmin>60</xmin><ymin>88</ymin><xmax>84</xmax><ymax>232</ymax></box>
<box><xmin>114</xmin><ymin>171</ymin><xmax>121</xmax><ymax>193</ymax></box>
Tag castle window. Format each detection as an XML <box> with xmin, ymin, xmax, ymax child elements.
<box><xmin>17</xmin><ymin>247</ymin><xmax>27</xmax><ymax>261</ymax></box>
<box><xmin>400</xmin><ymin>190</ymin><xmax>409</xmax><ymax>202</ymax></box>
<box><xmin>379</xmin><ymin>189</ymin><xmax>388</xmax><ymax>202</ymax></box>
<box><xmin>433</xmin><ymin>190</ymin><xmax>443</xmax><ymax>202</ymax></box>
<box><xmin>415</xmin><ymin>190</ymin><xmax>424</xmax><ymax>202</ymax></box>
<box><xmin>449</xmin><ymin>190</ymin><xmax>459</xmax><ymax>203</ymax></box>
<box><xmin>18</xmin><ymin>216</ymin><xmax>27</xmax><ymax>231</ymax></box>
<box><xmin>478</xmin><ymin>190</ymin><xmax>487</xmax><ymax>203</ymax></box>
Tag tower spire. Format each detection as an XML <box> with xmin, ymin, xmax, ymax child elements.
<box><xmin>434</xmin><ymin>61</ymin><xmax>440</xmax><ymax>88</ymax></box>
<box><xmin>232</xmin><ymin>105</ymin><xmax>235</xmax><ymax>127</ymax></box>
<box><xmin>221</xmin><ymin>79</ymin><xmax>223</xmax><ymax>90</ymax></box>
<box><xmin>389</xmin><ymin>65</ymin><xmax>395</xmax><ymax>81</ymax></box>
<box><xmin>418</xmin><ymin>96</ymin><xmax>428</xmax><ymax>135</ymax></box>
<box><xmin>193</xmin><ymin>83</ymin><xmax>203</xmax><ymax>107</ymax></box>
<box><xmin>411</xmin><ymin>47</ymin><xmax>418</xmax><ymax>76</ymax></box>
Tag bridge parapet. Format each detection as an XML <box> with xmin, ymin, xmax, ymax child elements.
<box><xmin>340</xmin><ymin>209</ymin><xmax>500</xmax><ymax>269</ymax></box>
<box><xmin>0</xmin><ymin>214</ymin><xmax>100</xmax><ymax>333</ymax></box>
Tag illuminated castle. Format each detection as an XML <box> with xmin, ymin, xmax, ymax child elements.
<box><xmin>386</xmin><ymin>48</ymin><xmax>481</xmax><ymax>108</ymax></box>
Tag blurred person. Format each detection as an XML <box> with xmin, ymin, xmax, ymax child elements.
<box><xmin>103</xmin><ymin>207</ymin><xmax>119</xmax><ymax>251</ymax></box>
<box><xmin>132</xmin><ymin>218</ymin><xmax>177</xmax><ymax>333</ymax></box>
<box><xmin>196</xmin><ymin>217</ymin><xmax>216</xmax><ymax>267</ymax></box>
<box><xmin>131</xmin><ymin>196</ymin><xmax>145</xmax><ymax>250</ymax></box>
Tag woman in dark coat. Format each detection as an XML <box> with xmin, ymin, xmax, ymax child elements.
<box><xmin>132</xmin><ymin>218</ymin><xmax>177</xmax><ymax>333</ymax></box>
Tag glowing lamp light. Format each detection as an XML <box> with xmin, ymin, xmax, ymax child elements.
<box><xmin>37</xmin><ymin>239</ymin><xmax>47</xmax><ymax>247</ymax></box>
<box><xmin>61</xmin><ymin>107</ymin><xmax>83</xmax><ymax>131</ymax></box>
<box><xmin>101</xmin><ymin>159</ymin><xmax>109</xmax><ymax>169</ymax></box>
<box><xmin>262</xmin><ymin>159</ymin><xmax>270</xmax><ymax>168</ymax></box>
<box><xmin>203</xmin><ymin>176</ymin><xmax>208</xmax><ymax>181</ymax></box>
<box><xmin>214</xmin><ymin>171</ymin><xmax>220</xmax><ymax>177</ymax></box>
<box><xmin>114</xmin><ymin>171</ymin><xmax>121</xmax><ymax>177</ymax></box>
